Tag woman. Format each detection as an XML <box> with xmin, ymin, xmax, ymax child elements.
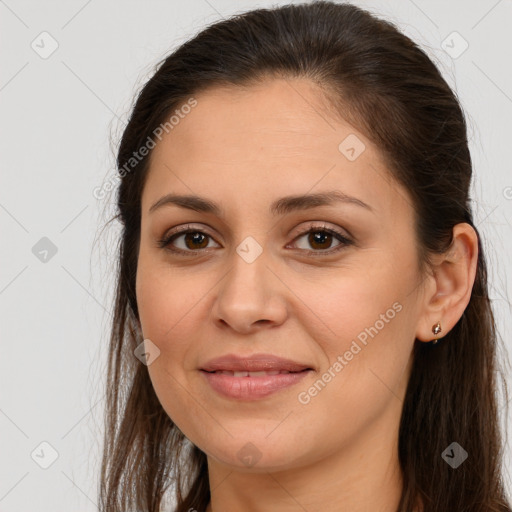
<box><xmin>98</xmin><ymin>2</ymin><xmax>512</xmax><ymax>511</ymax></box>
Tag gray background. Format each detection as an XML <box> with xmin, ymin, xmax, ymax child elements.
<box><xmin>1</xmin><ymin>0</ymin><xmax>511</xmax><ymax>510</ymax></box>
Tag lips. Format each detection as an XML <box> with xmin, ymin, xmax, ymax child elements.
<box><xmin>200</xmin><ymin>353</ymin><xmax>314</xmax><ymax>399</ymax></box>
<box><xmin>200</xmin><ymin>353</ymin><xmax>313</xmax><ymax>373</ymax></box>
<box><xmin>209</xmin><ymin>370</ymin><xmax>299</xmax><ymax>377</ymax></box>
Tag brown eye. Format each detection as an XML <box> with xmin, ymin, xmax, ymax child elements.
<box><xmin>182</xmin><ymin>232</ymin><xmax>210</xmax><ymax>250</ymax></box>
<box><xmin>306</xmin><ymin>230</ymin><xmax>335</xmax><ymax>250</ymax></box>
<box><xmin>290</xmin><ymin>226</ymin><xmax>352</xmax><ymax>254</ymax></box>
<box><xmin>158</xmin><ymin>226</ymin><xmax>220</xmax><ymax>254</ymax></box>
<box><xmin>158</xmin><ymin>224</ymin><xmax>352</xmax><ymax>257</ymax></box>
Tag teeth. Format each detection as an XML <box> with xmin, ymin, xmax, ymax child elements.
<box><xmin>215</xmin><ymin>370</ymin><xmax>293</xmax><ymax>376</ymax></box>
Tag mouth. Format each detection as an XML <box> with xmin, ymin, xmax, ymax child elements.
<box><xmin>200</xmin><ymin>353</ymin><xmax>314</xmax><ymax>374</ymax></box>
<box><xmin>201</xmin><ymin>369</ymin><xmax>311</xmax><ymax>377</ymax></box>
<box><xmin>199</xmin><ymin>367</ymin><xmax>314</xmax><ymax>400</ymax></box>
<box><xmin>199</xmin><ymin>353</ymin><xmax>314</xmax><ymax>399</ymax></box>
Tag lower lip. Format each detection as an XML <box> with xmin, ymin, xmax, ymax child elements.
<box><xmin>200</xmin><ymin>370</ymin><xmax>312</xmax><ymax>400</ymax></box>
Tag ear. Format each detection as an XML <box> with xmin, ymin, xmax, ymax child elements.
<box><xmin>415</xmin><ymin>223</ymin><xmax>479</xmax><ymax>343</ymax></box>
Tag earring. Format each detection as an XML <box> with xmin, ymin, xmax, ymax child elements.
<box><xmin>431</xmin><ymin>321</ymin><xmax>442</xmax><ymax>344</ymax></box>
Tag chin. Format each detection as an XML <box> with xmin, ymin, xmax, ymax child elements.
<box><xmin>200</xmin><ymin>439</ymin><xmax>307</xmax><ymax>473</ymax></box>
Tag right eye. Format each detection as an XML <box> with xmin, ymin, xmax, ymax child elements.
<box><xmin>158</xmin><ymin>225</ymin><xmax>221</xmax><ymax>255</ymax></box>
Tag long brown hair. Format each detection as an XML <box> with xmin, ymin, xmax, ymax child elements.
<box><xmin>98</xmin><ymin>2</ymin><xmax>512</xmax><ymax>510</ymax></box>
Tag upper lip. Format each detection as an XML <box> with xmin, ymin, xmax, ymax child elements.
<box><xmin>200</xmin><ymin>353</ymin><xmax>313</xmax><ymax>372</ymax></box>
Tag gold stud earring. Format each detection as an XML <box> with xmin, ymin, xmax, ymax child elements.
<box><xmin>431</xmin><ymin>321</ymin><xmax>442</xmax><ymax>344</ymax></box>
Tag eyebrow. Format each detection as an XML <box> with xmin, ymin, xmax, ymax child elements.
<box><xmin>148</xmin><ymin>190</ymin><xmax>373</xmax><ymax>216</ymax></box>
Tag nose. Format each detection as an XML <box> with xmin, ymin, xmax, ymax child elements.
<box><xmin>211</xmin><ymin>246</ymin><xmax>288</xmax><ymax>334</ymax></box>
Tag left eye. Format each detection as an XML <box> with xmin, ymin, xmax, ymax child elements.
<box><xmin>290</xmin><ymin>227</ymin><xmax>352</xmax><ymax>253</ymax></box>
<box><xmin>158</xmin><ymin>225</ymin><xmax>352</xmax><ymax>255</ymax></box>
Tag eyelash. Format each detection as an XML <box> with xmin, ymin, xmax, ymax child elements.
<box><xmin>157</xmin><ymin>223</ymin><xmax>353</xmax><ymax>257</ymax></box>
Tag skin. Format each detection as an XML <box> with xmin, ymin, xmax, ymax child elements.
<box><xmin>135</xmin><ymin>78</ymin><xmax>478</xmax><ymax>512</ymax></box>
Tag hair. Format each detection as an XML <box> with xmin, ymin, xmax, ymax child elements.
<box><xmin>98</xmin><ymin>1</ymin><xmax>512</xmax><ymax>511</ymax></box>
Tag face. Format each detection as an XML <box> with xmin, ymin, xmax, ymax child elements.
<box><xmin>136</xmin><ymin>78</ymin><xmax>427</xmax><ymax>472</ymax></box>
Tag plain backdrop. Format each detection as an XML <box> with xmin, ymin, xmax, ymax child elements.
<box><xmin>1</xmin><ymin>0</ymin><xmax>511</xmax><ymax>510</ymax></box>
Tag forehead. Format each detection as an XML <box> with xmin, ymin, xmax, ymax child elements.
<box><xmin>153</xmin><ymin>78</ymin><xmax>348</xmax><ymax>157</ymax></box>
<box><xmin>143</xmin><ymin>78</ymin><xmax>408</xmax><ymax>220</ymax></box>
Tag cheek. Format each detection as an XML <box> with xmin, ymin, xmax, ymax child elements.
<box><xmin>136</xmin><ymin>254</ymin><xmax>205</xmax><ymax>346</ymax></box>
<box><xmin>304</xmin><ymin>265</ymin><xmax>404</xmax><ymax>350</ymax></box>
<box><xmin>135</xmin><ymin>263</ymin><xmax>204</xmax><ymax>435</ymax></box>
<box><xmin>293</xmin><ymin>285</ymin><xmax>411</xmax><ymax>455</ymax></box>
<box><xmin>135</xmin><ymin>255</ymin><xmax>213</xmax><ymax>406</ymax></box>
<box><xmin>296</xmin><ymin>257</ymin><xmax>415</xmax><ymax>408</ymax></box>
